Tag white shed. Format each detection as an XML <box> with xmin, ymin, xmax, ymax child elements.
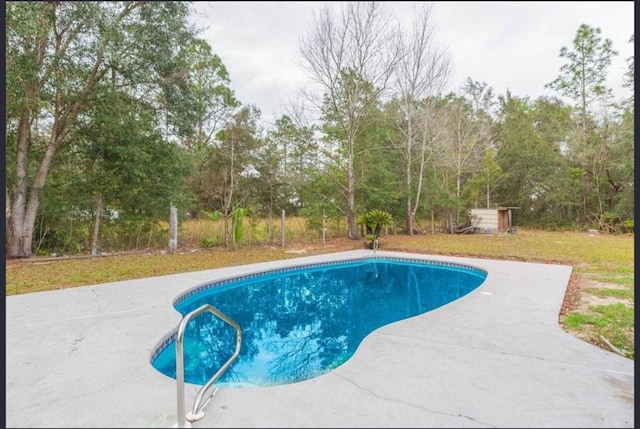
<box><xmin>469</xmin><ymin>207</ymin><xmax>519</xmax><ymax>234</ymax></box>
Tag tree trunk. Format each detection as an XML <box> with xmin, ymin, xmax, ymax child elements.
<box><xmin>406</xmin><ymin>200</ymin><xmax>414</xmax><ymax>236</ymax></box>
<box><xmin>91</xmin><ymin>194</ymin><xmax>104</xmax><ymax>256</ymax></box>
<box><xmin>486</xmin><ymin>183</ymin><xmax>491</xmax><ymax>208</ymax></box>
<box><xmin>431</xmin><ymin>209</ymin><xmax>435</xmax><ymax>235</ymax></box>
<box><xmin>223</xmin><ymin>214</ymin><xmax>230</xmax><ymax>248</ymax></box>
<box><xmin>7</xmin><ymin>98</ymin><xmax>36</xmax><ymax>258</ymax></box>
<box><xmin>406</xmin><ymin>107</ymin><xmax>414</xmax><ymax>236</ymax></box>
<box><xmin>347</xmin><ymin>135</ymin><xmax>358</xmax><ymax>239</ymax></box>
<box><xmin>6</xmin><ymin>187</ymin><xmax>11</xmax><ymax>245</ymax></box>
<box><xmin>405</xmin><ymin>138</ymin><xmax>414</xmax><ymax>236</ymax></box>
<box><xmin>8</xmin><ymin>114</ymin><xmax>74</xmax><ymax>258</ymax></box>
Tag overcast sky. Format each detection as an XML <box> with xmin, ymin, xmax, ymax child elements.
<box><xmin>190</xmin><ymin>1</ymin><xmax>634</xmax><ymax>128</ymax></box>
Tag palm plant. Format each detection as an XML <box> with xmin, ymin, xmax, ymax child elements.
<box><xmin>356</xmin><ymin>209</ymin><xmax>394</xmax><ymax>249</ymax></box>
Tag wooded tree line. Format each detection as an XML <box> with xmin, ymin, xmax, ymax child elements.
<box><xmin>5</xmin><ymin>2</ymin><xmax>634</xmax><ymax>258</ymax></box>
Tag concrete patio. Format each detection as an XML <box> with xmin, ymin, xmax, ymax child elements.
<box><xmin>5</xmin><ymin>250</ymin><xmax>634</xmax><ymax>428</ymax></box>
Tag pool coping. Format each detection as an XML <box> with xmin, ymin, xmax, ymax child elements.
<box><xmin>5</xmin><ymin>250</ymin><xmax>634</xmax><ymax>428</ymax></box>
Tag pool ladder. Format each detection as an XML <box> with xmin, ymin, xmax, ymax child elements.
<box><xmin>173</xmin><ymin>304</ymin><xmax>242</xmax><ymax>428</ymax></box>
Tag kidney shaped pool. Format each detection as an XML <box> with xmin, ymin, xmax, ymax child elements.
<box><xmin>151</xmin><ymin>256</ymin><xmax>487</xmax><ymax>388</ymax></box>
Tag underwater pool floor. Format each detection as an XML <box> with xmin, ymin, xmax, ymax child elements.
<box><xmin>6</xmin><ymin>250</ymin><xmax>634</xmax><ymax>428</ymax></box>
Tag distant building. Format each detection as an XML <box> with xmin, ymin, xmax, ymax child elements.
<box><xmin>469</xmin><ymin>207</ymin><xmax>519</xmax><ymax>234</ymax></box>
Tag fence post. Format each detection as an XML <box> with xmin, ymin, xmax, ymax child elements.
<box><xmin>281</xmin><ymin>209</ymin><xmax>285</xmax><ymax>247</ymax></box>
<box><xmin>169</xmin><ymin>204</ymin><xmax>178</xmax><ymax>254</ymax></box>
<box><xmin>322</xmin><ymin>210</ymin><xmax>327</xmax><ymax>244</ymax></box>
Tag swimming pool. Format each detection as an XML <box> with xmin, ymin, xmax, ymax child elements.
<box><xmin>151</xmin><ymin>256</ymin><xmax>487</xmax><ymax>388</ymax></box>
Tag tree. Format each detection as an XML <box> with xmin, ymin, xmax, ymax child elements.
<box><xmin>545</xmin><ymin>24</ymin><xmax>620</xmax><ymax>226</ymax></box>
<box><xmin>70</xmin><ymin>81</ymin><xmax>190</xmax><ymax>254</ymax></box>
<box><xmin>200</xmin><ymin>106</ymin><xmax>262</xmax><ymax>248</ymax></box>
<box><xmin>464</xmin><ymin>147</ymin><xmax>503</xmax><ymax>209</ymax></box>
<box><xmin>436</xmin><ymin>82</ymin><xmax>493</xmax><ymax>224</ymax></box>
<box><xmin>392</xmin><ymin>3</ymin><xmax>450</xmax><ymax>235</ymax></box>
<box><xmin>622</xmin><ymin>34</ymin><xmax>634</xmax><ymax>106</ymax></box>
<box><xmin>545</xmin><ymin>23</ymin><xmax>617</xmax><ymax>145</ymax></box>
<box><xmin>158</xmin><ymin>36</ymin><xmax>239</xmax><ymax>219</ymax></box>
<box><xmin>161</xmin><ymin>37</ymin><xmax>237</xmax><ymax>150</ymax></box>
<box><xmin>299</xmin><ymin>1</ymin><xmax>401</xmax><ymax>239</ymax></box>
<box><xmin>353</xmin><ymin>104</ymin><xmax>403</xmax><ymax>217</ymax></box>
<box><xmin>5</xmin><ymin>1</ymin><xmax>198</xmax><ymax>258</ymax></box>
<box><xmin>493</xmin><ymin>93</ymin><xmax>572</xmax><ymax>227</ymax></box>
<box><xmin>257</xmin><ymin>115</ymin><xmax>317</xmax><ymax>218</ymax></box>
<box><xmin>608</xmin><ymin>34</ymin><xmax>634</xmax><ymax>226</ymax></box>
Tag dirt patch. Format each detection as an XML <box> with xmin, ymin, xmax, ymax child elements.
<box><xmin>284</xmin><ymin>249</ymin><xmax>308</xmax><ymax>254</ymax></box>
<box><xmin>579</xmin><ymin>277</ymin><xmax>630</xmax><ymax>308</ymax></box>
<box><xmin>559</xmin><ymin>271</ymin><xmax>582</xmax><ymax>317</ymax></box>
<box><xmin>561</xmin><ymin>274</ymin><xmax>632</xmax><ymax>316</ymax></box>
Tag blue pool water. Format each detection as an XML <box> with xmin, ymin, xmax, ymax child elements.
<box><xmin>151</xmin><ymin>257</ymin><xmax>486</xmax><ymax>388</ymax></box>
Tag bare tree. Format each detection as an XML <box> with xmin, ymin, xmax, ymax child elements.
<box><xmin>392</xmin><ymin>3</ymin><xmax>450</xmax><ymax>235</ymax></box>
<box><xmin>299</xmin><ymin>1</ymin><xmax>401</xmax><ymax>239</ymax></box>
<box><xmin>437</xmin><ymin>80</ymin><xmax>494</xmax><ymax>224</ymax></box>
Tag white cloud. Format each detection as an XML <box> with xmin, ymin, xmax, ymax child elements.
<box><xmin>191</xmin><ymin>1</ymin><xmax>634</xmax><ymax>127</ymax></box>
<box><xmin>426</xmin><ymin>1</ymin><xmax>634</xmax><ymax>98</ymax></box>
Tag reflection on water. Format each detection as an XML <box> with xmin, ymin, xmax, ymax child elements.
<box><xmin>152</xmin><ymin>258</ymin><xmax>486</xmax><ymax>387</ymax></box>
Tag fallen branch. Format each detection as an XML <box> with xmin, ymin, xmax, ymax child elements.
<box><xmin>599</xmin><ymin>335</ymin><xmax>629</xmax><ymax>358</ymax></box>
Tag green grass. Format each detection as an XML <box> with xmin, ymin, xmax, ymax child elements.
<box><xmin>589</xmin><ymin>275</ymin><xmax>635</xmax><ymax>287</ymax></box>
<box><xmin>563</xmin><ymin>303</ymin><xmax>634</xmax><ymax>359</ymax></box>
<box><xmin>584</xmin><ymin>287</ymin><xmax>634</xmax><ymax>300</ymax></box>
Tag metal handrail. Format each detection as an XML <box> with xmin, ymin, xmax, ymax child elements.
<box><xmin>174</xmin><ymin>304</ymin><xmax>242</xmax><ymax>428</ymax></box>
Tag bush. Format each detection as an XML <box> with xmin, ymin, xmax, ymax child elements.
<box><xmin>357</xmin><ymin>209</ymin><xmax>394</xmax><ymax>249</ymax></box>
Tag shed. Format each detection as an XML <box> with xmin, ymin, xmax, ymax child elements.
<box><xmin>469</xmin><ymin>207</ymin><xmax>520</xmax><ymax>234</ymax></box>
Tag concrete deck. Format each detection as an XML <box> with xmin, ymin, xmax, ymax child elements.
<box><xmin>5</xmin><ymin>250</ymin><xmax>634</xmax><ymax>428</ymax></box>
